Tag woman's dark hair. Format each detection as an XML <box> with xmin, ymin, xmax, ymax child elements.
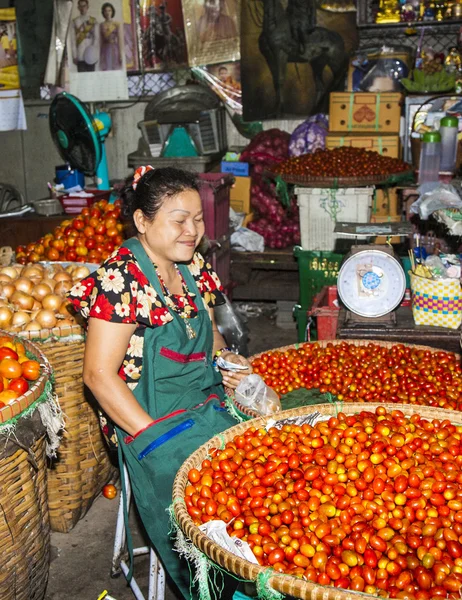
<box><xmin>120</xmin><ymin>167</ymin><xmax>200</xmax><ymax>230</ymax></box>
<box><xmin>101</xmin><ymin>2</ymin><xmax>115</xmax><ymax>17</ymax></box>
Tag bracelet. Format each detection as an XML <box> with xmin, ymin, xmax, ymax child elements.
<box><xmin>212</xmin><ymin>346</ymin><xmax>232</xmax><ymax>369</ymax></box>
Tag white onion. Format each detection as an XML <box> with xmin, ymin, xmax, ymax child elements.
<box><xmin>11</xmin><ymin>290</ymin><xmax>34</xmax><ymax>311</ymax></box>
<box><xmin>58</xmin><ymin>301</ymin><xmax>73</xmax><ymax>317</ymax></box>
<box><xmin>0</xmin><ymin>274</ymin><xmax>11</xmax><ymax>283</ymax></box>
<box><xmin>1</xmin><ymin>266</ymin><xmax>19</xmax><ymax>279</ymax></box>
<box><xmin>11</xmin><ymin>311</ymin><xmax>31</xmax><ymax>328</ymax></box>
<box><xmin>0</xmin><ymin>306</ymin><xmax>13</xmax><ymax>328</ymax></box>
<box><xmin>72</xmin><ymin>266</ymin><xmax>91</xmax><ymax>281</ymax></box>
<box><xmin>14</xmin><ymin>277</ymin><xmax>34</xmax><ymax>295</ymax></box>
<box><xmin>41</xmin><ymin>278</ymin><xmax>56</xmax><ymax>291</ymax></box>
<box><xmin>35</xmin><ymin>309</ymin><xmax>57</xmax><ymax>329</ymax></box>
<box><xmin>32</xmin><ymin>299</ymin><xmax>41</xmax><ymax>311</ymax></box>
<box><xmin>24</xmin><ymin>320</ymin><xmax>42</xmax><ymax>332</ymax></box>
<box><xmin>54</xmin><ymin>280</ymin><xmax>72</xmax><ymax>297</ymax></box>
<box><xmin>53</xmin><ymin>271</ymin><xmax>72</xmax><ymax>283</ymax></box>
<box><xmin>21</xmin><ymin>265</ymin><xmax>43</xmax><ymax>279</ymax></box>
<box><xmin>59</xmin><ymin>317</ymin><xmax>76</xmax><ymax>326</ymax></box>
<box><xmin>32</xmin><ymin>283</ymin><xmax>52</xmax><ymax>301</ymax></box>
<box><xmin>42</xmin><ymin>294</ymin><xmax>62</xmax><ymax>311</ymax></box>
<box><xmin>0</xmin><ymin>283</ymin><xmax>15</xmax><ymax>299</ymax></box>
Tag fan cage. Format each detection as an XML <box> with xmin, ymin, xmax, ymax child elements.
<box><xmin>138</xmin><ymin>107</ymin><xmax>227</xmax><ymax>158</ymax></box>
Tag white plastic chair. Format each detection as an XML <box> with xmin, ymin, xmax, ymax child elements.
<box><xmin>111</xmin><ymin>461</ymin><xmax>166</xmax><ymax>600</ymax></box>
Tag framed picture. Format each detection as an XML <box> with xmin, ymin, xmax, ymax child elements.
<box><xmin>138</xmin><ymin>0</ymin><xmax>188</xmax><ymax>71</ymax></box>
<box><xmin>123</xmin><ymin>0</ymin><xmax>139</xmax><ymax>72</ymax></box>
<box><xmin>182</xmin><ymin>0</ymin><xmax>240</xmax><ymax>66</ymax></box>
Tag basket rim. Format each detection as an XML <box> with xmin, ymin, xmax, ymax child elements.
<box><xmin>173</xmin><ymin>401</ymin><xmax>462</xmax><ymax>598</ymax></box>
<box><xmin>0</xmin><ymin>332</ymin><xmax>52</xmax><ymax>425</ymax></box>
<box><xmin>231</xmin><ymin>339</ymin><xmax>462</xmax><ymax>418</ymax></box>
<box><xmin>265</xmin><ymin>170</ymin><xmax>414</xmax><ymax>188</ymax></box>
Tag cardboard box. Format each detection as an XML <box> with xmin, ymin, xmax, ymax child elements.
<box><xmin>372</xmin><ymin>187</ymin><xmax>400</xmax><ymax>216</ymax></box>
<box><xmin>230</xmin><ymin>176</ymin><xmax>251</xmax><ymax>213</ymax></box>
<box><xmin>243</xmin><ymin>212</ymin><xmax>254</xmax><ymax>227</ymax></box>
<box><xmin>221</xmin><ymin>161</ymin><xmax>250</xmax><ymax>176</ymax></box>
<box><xmin>329</xmin><ymin>93</ymin><xmax>402</xmax><ymax>134</ymax></box>
<box><xmin>325</xmin><ymin>134</ymin><xmax>401</xmax><ymax>159</ymax></box>
<box><xmin>370</xmin><ymin>215</ymin><xmax>402</xmax><ymax>244</ymax></box>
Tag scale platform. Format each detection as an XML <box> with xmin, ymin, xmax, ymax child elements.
<box><xmin>334</xmin><ymin>221</ymin><xmax>413</xmax><ymax>238</ymax></box>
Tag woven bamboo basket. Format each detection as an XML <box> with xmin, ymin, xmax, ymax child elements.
<box><xmin>39</xmin><ymin>337</ymin><xmax>116</xmax><ymax>533</ymax></box>
<box><xmin>0</xmin><ymin>333</ymin><xmax>52</xmax><ymax>600</ymax></box>
<box><xmin>229</xmin><ymin>339</ymin><xmax>462</xmax><ymax>419</ymax></box>
<box><xmin>173</xmin><ymin>401</ymin><xmax>462</xmax><ymax>600</ymax></box>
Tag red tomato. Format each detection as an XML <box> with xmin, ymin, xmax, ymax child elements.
<box><xmin>0</xmin><ymin>347</ymin><xmax>18</xmax><ymax>361</ymax></box>
<box><xmin>0</xmin><ymin>358</ymin><xmax>22</xmax><ymax>380</ymax></box>
<box><xmin>102</xmin><ymin>484</ymin><xmax>117</xmax><ymax>499</ymax></box>
<box><xmin>8</xmin><ymin>377</ymin><xmax>29</xmax><ymax>395</ymax></box>
<box><xmin>20</xmin><ymin>360</ymin><xmax>41</xmax><ymax>381</ymax></box>
<box><xmin>72</xmin><ymin>219</ymin><xmax>85</xmax><ymax>231</ymax></box>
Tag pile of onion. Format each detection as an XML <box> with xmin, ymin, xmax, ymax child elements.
<box><xmin>0</xmin><ymin>263</ymin><xmax>90</xmax><ymax>333</ymax></box>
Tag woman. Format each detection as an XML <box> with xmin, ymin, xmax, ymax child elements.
<box><xmin>68</xmin><ymin>166</ymin><xmax>251</xmax><ymax>598</ymax></box>
<box><xmin>99</xmin><ymin>2</ymin><xmax>122</xmax><ymax>71</ymax></box>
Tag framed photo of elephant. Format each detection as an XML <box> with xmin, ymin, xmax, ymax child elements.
<box><xmin>240</xmin><ymin>0</ymin><xmax>358</xmax><ymax>120</ymax></box>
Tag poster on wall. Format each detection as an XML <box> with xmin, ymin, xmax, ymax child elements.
<box><xmin>182</xmin><ymin>0</ymin><xmax>240</xmax><ymax>66</ymax></box>
<box><xmin>240</xmin><ymin>0</ymin><xmax>357</xmax><ymax>120</ymax></box>
<box><xmin>67</xmin><ymin>0</ymin><xmax>128</xmax><ymax>101</ymax></box>
<box><xmin>123</xmin><ymin>0</ymin><xmax>139</xmax><ymax>71</ymax></box>
<box><xmin>193</xmin><ymin>61</ymin><xmax>241</xmax><ymax>113</ymax></box>
<box><xmin>139</xmin><ymin>0</ymin><xmax>188</xmax><ymax>71</ymax></box>
<box><xmin>0</xmin><ymin>8</ymin><xmax>26</xmax><ymax>131</ymax></box>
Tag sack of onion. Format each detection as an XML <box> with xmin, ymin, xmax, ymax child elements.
<box><xmin>0</xmin><ymin>262</ymin><xmax>92</xmax><ymax>339</ymax></box>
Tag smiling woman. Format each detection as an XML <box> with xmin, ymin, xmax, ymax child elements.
<box><xmin>67</xmin><ymin>165</ymin><xmax>251</xmax><ymax>599</ymax></box>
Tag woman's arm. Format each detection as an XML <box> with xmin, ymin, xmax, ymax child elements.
<box><xmin>83</xmin><ymin>317</ymin><xmax>153</xmax><ymax>436</ymax></box>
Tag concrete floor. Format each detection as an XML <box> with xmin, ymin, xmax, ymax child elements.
<box><xmin>45</xmin><ymin>309</ymin><xmax>298</xmax><ymax>600</ymax></box>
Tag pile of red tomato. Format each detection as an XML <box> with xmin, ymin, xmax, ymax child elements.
<box><xmin>186</xmin><ymin>407</ymin><xmax>462</xmax><ymax>598</ymax></box>
<box><xmin>0</xmin><ymin>336</ymin><xmax>41</xmax><ymax>407</ymax></box>
<box><xmin>15</xmin><ymin>198</ymin><xmax>125</xmax><ymax>265</ymax></box>
<box><xmin>251</xmin><ymin>342</ymin><xmax>462</xmax><ymax>410</ymax></box>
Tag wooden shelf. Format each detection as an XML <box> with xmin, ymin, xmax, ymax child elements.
<box><xmin>357</xmin><ymin>19</ymin><xmax>462</xmax><ymax>29</ymax></box>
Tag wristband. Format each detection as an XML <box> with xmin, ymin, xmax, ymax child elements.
<box><xmin>212</xmin><ymin>346</ymin><xmax>232</xmax><ymax>370</ymax></box>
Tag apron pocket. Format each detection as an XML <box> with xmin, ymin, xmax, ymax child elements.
<box><xmin>159</xmin><ymin>347</ymin><xmax>206</xmax><ymax>363</ymax></box>
<box><xmin>138</xmin><ymin>419</ymin><xmax>196</xmax><ymax>460</ymax></box>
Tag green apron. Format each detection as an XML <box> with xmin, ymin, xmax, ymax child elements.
<box><xmin>115</xmin><ymin>238</ymin><xmax>237</xmax><ymax>599</ymax></box>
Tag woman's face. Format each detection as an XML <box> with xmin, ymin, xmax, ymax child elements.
<box><xmin>103</xmin><ymin>5</ymin><xmax>113</xmax><ymax>19</ymax></box>
<box><xmin>135</xmin><ymin>190</ymin><xmax>205</xmax><ymax>265</ymax></box>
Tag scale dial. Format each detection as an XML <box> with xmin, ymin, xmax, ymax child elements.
<box><xmin>337</xmin><ymin>249</ymin><xmax>406</xmax><ymax>318</ymax></box>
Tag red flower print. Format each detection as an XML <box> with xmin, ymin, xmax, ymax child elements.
<box><xmin>150</xmin><ymin>306</ymin><xmax>170</xmax><ymax>325</ymax></box>
<box><xmin>89</xmin><ymin>294</ymin><xmax>115</xmax><ymax>320</ymax></box>
<box><xmin>118</xmin><ymin>365</ymin><xmax>127</xmax><ymax>381</ymax></box>
<box><xmin>80</xmin><ymin>277</ymin><xmax>96</xmax><ymax>299</ymax></box>
<box><xmin>71</xmin><ymin>298</ymin><xmax>83</xmax><ymax>310</ymax></box>
<box><xmin>127</xmin><ymin>262</ymin><xmax>149</xmax><ymax>287</ymax></box>
<box><xmin>102</xmin><ymin>425</ymin><xmax>109</xmax><ymax>435</ymax></box>
<box><xmin>117</xmin><ymin>247</ymin><xmax>131</xmax><ymax>256</ymax></box>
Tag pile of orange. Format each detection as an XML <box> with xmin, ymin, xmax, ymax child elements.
<box><xmin>0</xmin><ymin>336</ymin><xmax>41</xmax><ymax>407</ymax></box>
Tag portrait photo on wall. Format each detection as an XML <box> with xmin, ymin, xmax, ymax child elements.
<box><xmin>123</xmin><ymin>0</ymin><xmax>139</xmax><ymax>72</ymax></box>
<box><xmin>240</xmin><ymin>0</ymin><xmax>357</xmax><ymax>120</ymax></box>
<box><xmin>194</xmin><ymin>61</ymin><xmax>242</xmax><ymax>113</ymax></box>
<box><xmin>182</xmin><ymin>0</ymin><xmax>240</xmax><ymax>66</ymax></box>
<box><xmin>67</xmin><ymin>0</ymin><xmax>128</xmax><ymax>100</ymax></box>
<box><xmin>138</xmin><ymin>0</ymin><xmax>188</xmax><ymax>71</ymax></box>
<box><xmin>0</xmin><ymin>8</ymin><xmax>26</xmax><ymax>131</ymax></box>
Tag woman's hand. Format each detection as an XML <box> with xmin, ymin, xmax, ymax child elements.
<box><xmin>219</xmin><ymin>351</ymin><xmax>252</xmax><ymax>390</ymax></box>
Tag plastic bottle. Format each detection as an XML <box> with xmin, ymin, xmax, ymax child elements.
<box><xmin>418</xmin><ymin>131</ymin><xmax>441</xmax><ymax>185</ymax></box>
<box><xmin>439</xmin><ymin>116</ymin><xmax>459</xmax><ymax>173</ymax></box>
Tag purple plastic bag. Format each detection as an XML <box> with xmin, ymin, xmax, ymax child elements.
<box><xmin>289</xmin><ymin>114</ymin><xmax>329</xmax><ymax>157</ymax></box>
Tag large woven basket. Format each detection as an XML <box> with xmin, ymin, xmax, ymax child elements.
<box><xmin>0</xmin><ymin>333</ymin><xmax>53</xmax><ymax>600</ymax></box>
<box><xmin>173</xmin><ymin>401</ymin><xmax>462</xmax><ymax>600</ymax></box>
<box><xmin>39</xmin><ymin>338</ymin><xmax>116</xmax><ymax>533</ymax></box>
<box><xmin>230</xmin><ymin>339</ymin><xmax>462</xmax><ymax>419</ymax></box>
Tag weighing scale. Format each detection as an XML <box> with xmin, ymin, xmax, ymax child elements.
<box><xmin>334</xmin><ymin>221</ymin><xmax>412</xmax><ymax>327</ymax></box>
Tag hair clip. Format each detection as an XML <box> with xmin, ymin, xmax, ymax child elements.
<box><xmin>132</xmin><ymin>165</ymin><xmax>154</xmax><ymax>190</ymax></box>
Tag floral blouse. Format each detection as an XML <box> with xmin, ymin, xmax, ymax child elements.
<box><xmin>68</xmin><ymin>246</ymin><xmax>224</xmax><ymax>448</ymax></box>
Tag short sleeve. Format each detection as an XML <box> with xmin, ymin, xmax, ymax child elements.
<box><xmin>67</xmin><ymin>247</ymin><xmax>173</xmax><ymax>327</ymax></box>
<box><xmin>188</xmin><ymin>252</ymin><xmax>225</xmax><ymax>308</ymax></box>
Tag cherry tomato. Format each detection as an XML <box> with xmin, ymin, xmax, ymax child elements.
<box><xmin>102</xmin><ymin>484</ymin><xmax>117</xmax><ymax>499</ymax></box>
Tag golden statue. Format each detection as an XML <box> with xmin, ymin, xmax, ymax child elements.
<box><xmin>376</xmin><ymin>0</ymin><xmax>401</xmax><ymax>23</ymax></box>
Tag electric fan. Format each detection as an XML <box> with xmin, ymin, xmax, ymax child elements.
<box><xmin>49</xmin><ymin>92</ymin><xmax>112</xmax><ymax>190</ymax></box>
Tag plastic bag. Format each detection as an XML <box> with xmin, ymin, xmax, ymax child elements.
<box><xmin>230</xmin><ymin>227</ymin><xmax>265</xmax><ymax>252</ymax></box>
<box><xmin>409</xmin><ymin>184</ymin><xmax>462</xmax><ymax>220</ymax></box>
<box><xmin>214</xmin><ymin>296</ymin><xmax>248</xmax><ymax>356</ymax></box>
<box><xmin>234</xmin><ymin>374</ymin><xmax>281</xmax><ymax>416</ymax></box>
<box><xmin>289</xmin><ymin>114</ymin><xmax>328</xmax><ymax>157</ymax></box>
